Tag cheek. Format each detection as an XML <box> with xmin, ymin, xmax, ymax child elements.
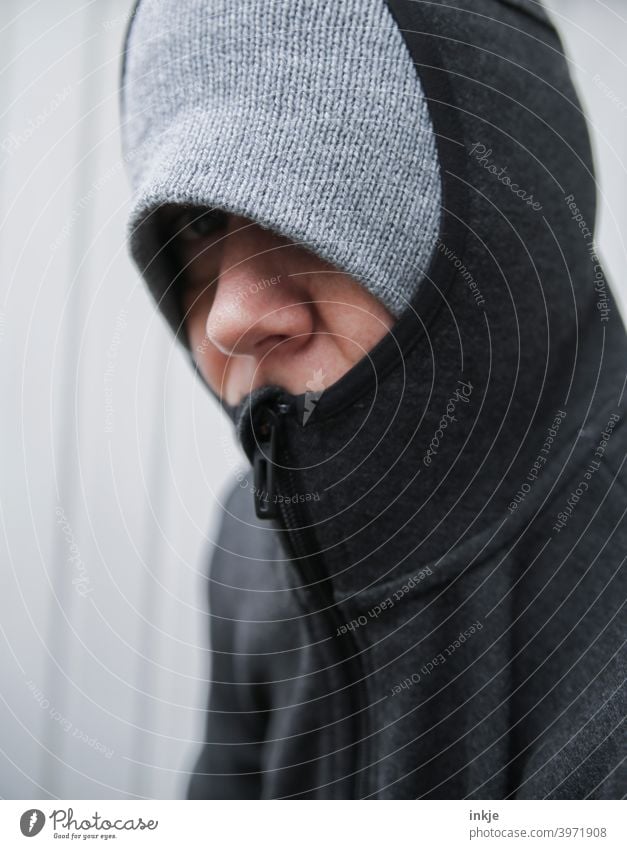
<box><xmin>317</xmin><ymin>292</ymin><xmax>393</xmax><ymax>353</ymax></box>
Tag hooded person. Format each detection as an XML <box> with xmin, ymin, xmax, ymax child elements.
<box><xmin>119</xmin><ymin>0</ymin><xmax>627</xmax><ymax>799</ymax></box>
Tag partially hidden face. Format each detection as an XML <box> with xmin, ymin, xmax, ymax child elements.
<box><xmin>159</xmin><ymin>205</ymin><xmax>395</xmax><ymax>406</ymax></box>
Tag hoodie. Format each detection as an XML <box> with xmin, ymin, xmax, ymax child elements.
<box><xmin>120</xmin><ymin>0</ymin><xmax>627</xmax><ymax>799</ymax></box>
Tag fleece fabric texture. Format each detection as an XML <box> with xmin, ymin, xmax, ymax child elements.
<box><xmin>120</xmin><ymin>0</ymin><xmax>442</xmax><ymax>333</ymax></box>
<box><xmin>120</xmin><ymin>0</ymin><xmax>627</xmax><ymax>798</ymax></box>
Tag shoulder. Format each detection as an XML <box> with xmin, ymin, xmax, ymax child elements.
<box><xmin>206</xmin><ymin>477</ymin><xmax>297</xmax><ymax>614</ymax></box>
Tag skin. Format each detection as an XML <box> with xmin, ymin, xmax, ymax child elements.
<box><xmin>159</xmin><ymin>205</ymin><xmax>395</xmax><ymax>406</ymax></box>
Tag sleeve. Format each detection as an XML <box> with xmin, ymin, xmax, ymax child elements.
<box><xmin>186</xmin><ymin>580</ymin><xmax>268</xmax><ymax>799</ymax></box>
<box><xmin>186</xmin><ymin>483</ymin><xmax>271</xmax><ymax>800</ymax></box>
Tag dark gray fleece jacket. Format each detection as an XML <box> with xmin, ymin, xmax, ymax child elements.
<box><xmin>120</xmin><ymin>0</ymin><xmax>627</xmax><ymax>799</ymax></box>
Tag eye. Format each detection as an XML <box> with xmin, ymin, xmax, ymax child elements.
<box><xmin>172</xmin><ymin>207</ymin><xmax>228</xmax><ymax>242</ymax></box>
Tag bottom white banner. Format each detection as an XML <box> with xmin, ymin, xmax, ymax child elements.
<box><xmin>0</xmin><ymin>800</ymin><xmax>624</xmax><ymax>848</ymax></box>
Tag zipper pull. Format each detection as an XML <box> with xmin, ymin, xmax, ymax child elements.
<box><xmin>253</xmin><ymin>410</ymin><xmax>279</xmax><ymax>519</ymax></box>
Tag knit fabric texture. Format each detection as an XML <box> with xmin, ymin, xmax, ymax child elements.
<box><xmin>120</xmin><ymin>0</ymin><xmax>442</xmax><ymax>337</ymax></box>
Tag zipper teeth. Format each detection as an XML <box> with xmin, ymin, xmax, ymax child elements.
<box><xmin>277</xmin><ymin>458</ymin><xmax>369</xmax><ymax>799</ymax></box>
<box><xmin>251</xmin><ymin>399</ymin><xmax>369</xmax><ymax>797</ymax></box>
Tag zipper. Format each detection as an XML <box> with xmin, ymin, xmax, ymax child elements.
<box><xmin>250</xmin><ymin>396</ymin><xmax>370</xmax><ymax>798</ymax></box>
<box><xmin>252</xmin><ymin>403</ymin><xmax>283</xmax><ymax>519</ymax></box>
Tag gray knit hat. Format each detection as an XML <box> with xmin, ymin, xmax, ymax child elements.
<box><xmin>120</xmin><ymin>0</ymin><xmax>442</xmax><ymax>343</ymax></box>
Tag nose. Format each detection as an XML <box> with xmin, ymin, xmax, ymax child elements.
<box><xmin>205</xmin><ymin>217</ymin><xmax>314</xmax><ymax>359</ymax></box>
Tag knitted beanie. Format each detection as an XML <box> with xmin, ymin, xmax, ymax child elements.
<box><xmin>119</xmin><ymin>0</ymin><xmax>442</xmax><ymax>344</ymax></box>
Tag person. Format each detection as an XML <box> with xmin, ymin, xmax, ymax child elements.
<box><xmin>119</xmin><ymin>0</ymin><xmax>627</xmax><ymax>799</ymax></box>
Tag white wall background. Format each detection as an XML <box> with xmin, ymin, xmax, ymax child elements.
<box><xmin>0</xmin><ymin>0</ymin><xmax>625</xmax><ymax>799</ymax></box>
